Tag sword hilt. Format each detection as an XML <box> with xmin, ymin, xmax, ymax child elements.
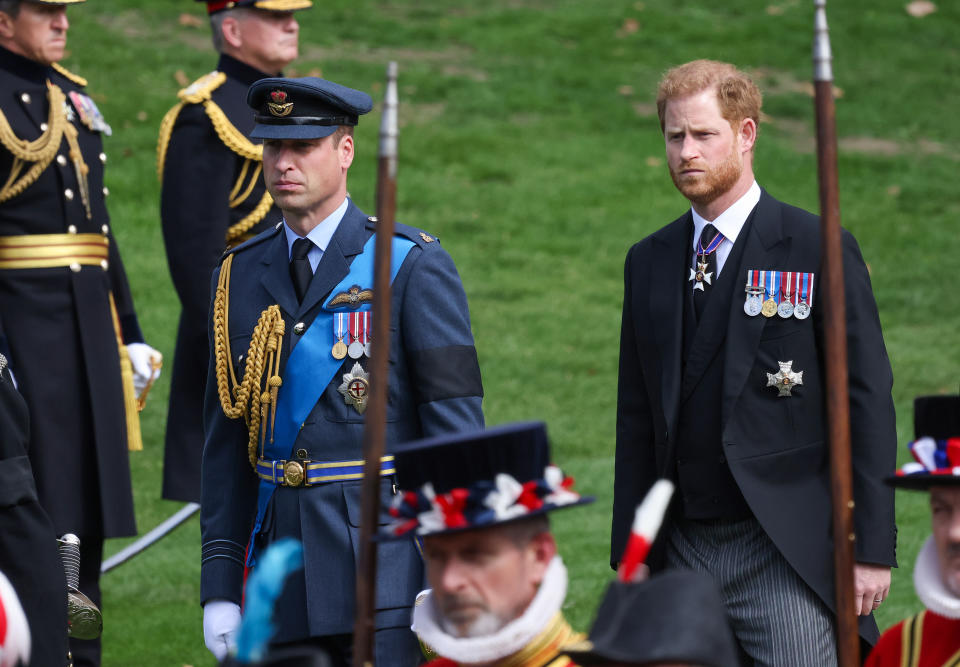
<box><xmin>58</xmin><ymin>533</ymin><xmax>81</xmax><ymax>592</ymax></box>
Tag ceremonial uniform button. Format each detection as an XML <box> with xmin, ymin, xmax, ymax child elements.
<box><xmin>102</xmin><ymin>187</ymin><xmax>109</xmax><ymax>196</ymax></box>
<box><xmin>100</xmin><ymin>260</ymin><xmax>109</xmax><ymax>270</ymax></box>
<box><xmin>101</xmin><ymin>225</ymin><xmax>109</xmax><ymax>234</ymax></box>
<box><xmin>56</xmin><ymin>155</ymin><xmax>67</xmax><ymax>166</ymax></box>
<box><xmin>64</xmin><ymin>188</ymin><xmax>74</xmax><ymax>200</ymax></box>
<box><xmin>367</xmin><ymin>216</ymin><xmax>378</xmax><ymax>222</ymax></box>
<box><xmin>99</xmin><ymin>153</ymin><xmax>107</xmax><ymax>163</ymax></box>
<box><xmin>293</xmin><ymin>322</ymin><xmax>306</xmax><ymax>335</ymax></box>
<box><xmin>296</xmin><ymin>449</ymin><xmax>308</xmax><ymax>459</ymax></box>
<box><xmin>20</xmin><ymin>93</ymin><xmax>30</xmax><ymax>104</ymax></box>
<box><xmin>40</xmin><ymin>122</ymin><xmax>48</xmax><ymax>132</ymax></box>
<box><xmin>69</xmin><ymin>262</ymin><xmax>81</xmax><ymax>273</ymax></box>
<box><xmin>67</xmin><ymin>225</ymin><xmax>77</xmax><ymax>234</ymax></box>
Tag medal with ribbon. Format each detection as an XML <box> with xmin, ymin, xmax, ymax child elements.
<box><xmin>744</xmin><ymin>269</ymin><xmax>763</xmax><ymax>316</ymax></box>
<box><xmin>778</xmin><ymin>271</ymin><xmax>795</xmax><ymax>318</ymax></box>
<box><xmin>347</xmin><ymin>312</ymin><xmax>365</xmax><ymax>359</ymax></box>
<box><xmin>363</xmin><ymin>311</ymin><xmax>372</xmax><ymax>358</ymax></box>
<box><xmin>795</xmin><ymin>272</ymin><xmax>814</xmax><ymax>319</ymax></box>
<box><xmin>332</xmin><ymin>313</ymin><xmax>348</xmax><ymax>360</ymax></box>
<box><xmin>761</xmin><ymin>270</ymin><xmax>779</xmax><ymax>318</ymax></box>
<box><xmin>689</xmin><ymin>228</ymin><xmax>725</xmax><ymax>292</ymax></box>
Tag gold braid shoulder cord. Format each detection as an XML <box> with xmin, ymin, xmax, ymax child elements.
<box><xmin>0</xmin><ymin>81</ymin><xmax>91</xmax><ymax>218</ymax></box>
<box><xmin>213</xmin><ymin>253</ymin><xmax>286</xmax><ymax>469</ymax></box>
<box><xmin>156</xmin><ymin>71</ymin><xmax>274</xmax><ymax>245</ymax></box>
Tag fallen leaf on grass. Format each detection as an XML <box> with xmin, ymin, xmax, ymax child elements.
<box><xmin>178</xmin><ymin>13</ymin><xmax>204</xmax><ymax>27</ymax></box>
<box><xmin>905</xmin><ymin>1</ymin><xmax>936</xmax><ymax>17</ymax></box>
<box><xmin>886</xmin><ymin>185</ymin><xmax>901</xmax><ymax>197</ymax></box>
<box><xmin>618</xmin><ymin>85</ymin><xmax>634</xmax><ymax>96</ymax></box>
<box><xmin>633</xmin><ymin>102</ymin><xmax>656</xmax><ymax>117</ymax></box>
<box><xmin>767</xmin><ymin>5</ymin><xmax>785</xmax><ymax>15</ymax></box>
<box><xmin>305</xmin><ymin>68</ymin><xmax>323</xmax><ymax>78</ymax></box>
<box><xmin>174</xmin><ymin>69</ymin><xmax>189</xmax><ymax>87</ymax></box>
<box><xmin>136</xmin><ymin>111</ymin><xmax>148</xmax><ymax>122</ymax></box>
<box><xmin>616</xmin><ymin>18</ymin><xmax>640</xmax><ymax>38</ymax></box>
<box><xmin>645</xmin><ymin>156</ymin><xmax>662</xmax><ymax>167</ymax></box>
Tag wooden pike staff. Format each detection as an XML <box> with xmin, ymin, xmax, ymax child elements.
<box><xmin>353</xmin><ymin>61</ymin><xmax>399</xmax><ymax>667</ymax></box>
<box><xmin>812</xmin><ymin>2</ymin><xmax>859</xmax><ymax>665</ymax></box>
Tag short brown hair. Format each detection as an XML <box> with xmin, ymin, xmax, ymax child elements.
<box><xmin>656</xmin><ymin>59</ymin><xmax>762</xmax><ymax>134</ymax></box>
<box><xmin>331</xmin><ymin>125</ymin><xmax>354</xmax><ymax>147</ymax></box>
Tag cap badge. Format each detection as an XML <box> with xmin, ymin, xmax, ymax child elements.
<box><xmin>268</xmin><ymin>89</ymin><xmax>293</xmax><ymax>117</ymax></box>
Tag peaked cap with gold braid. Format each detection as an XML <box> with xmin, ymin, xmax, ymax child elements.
<box><xmin>196</xmin><ymin>0</ymin><xmax>312</xmax><ymax>15</ymax></box>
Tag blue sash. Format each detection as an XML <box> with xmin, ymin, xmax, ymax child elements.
<box><xmin>247</xmin><ymin>233</ymin><xmax>415</xmax><ymax>566</ymax></box>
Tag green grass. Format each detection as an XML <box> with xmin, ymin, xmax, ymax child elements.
<box><xmin>50</xmin><ymin>0</ymin><xmax>960</xmax><ymax>663</ymax></box>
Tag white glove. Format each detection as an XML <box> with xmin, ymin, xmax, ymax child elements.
<box><xmin>125</xmin><ymin>343</ymin><xmax>162</xmax><ymax>395</ymax></box>
<box><xmin>203</xmin><ymin>599</ymin><xmax>241</xmax><ymax>661</ymax></box>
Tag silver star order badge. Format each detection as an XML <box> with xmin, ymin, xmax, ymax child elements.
<box><xmin>688</xmin><ymin>259</ymin><xmax>713</xmax><ymax>292</ymax></box>
<box><xmin>766</xmin><ymin>360</ymin><xmax>803</xmax><ymax>397</ymax></box>
<box><xmin>338</xmin><ymin>362</ymin><xmax>370</xmax><ymax>414</ymax></box>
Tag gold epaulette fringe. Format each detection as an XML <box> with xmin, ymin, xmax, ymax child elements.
<box><xmin>52</xmin><ymin>62</ymin><xmax>88</xmax><ymax>87</ymax></box>
<box><xmin>213</xmin><ymin>254</ymin><xmax>286</xmax><ymax>469</ymax></box>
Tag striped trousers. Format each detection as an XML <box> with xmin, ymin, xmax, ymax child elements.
<box><xmin>666</xmin><ymin>516</ymin><xmax>837</xmax><ymax>667</ymax></box>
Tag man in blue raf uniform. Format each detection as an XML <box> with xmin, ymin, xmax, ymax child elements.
<box><xmin>158</xmin><ymin>0</ymin><xmax>311</xmax><ymax>504</ymax></box>
<box><xmin>0</xmin><ymin>1</ymin><xmax>160</xmax><ymax>664</ymax></box>
<box><xmin>200</xmin><ymin>76</ymin><xmax>484</xmax><ymax>665</ymax></box>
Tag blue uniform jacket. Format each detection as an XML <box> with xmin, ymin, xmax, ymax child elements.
<box><xmin>200</xmin><ymin>200</ymin><xmax>484</xmax><ymax>640</ymax></box>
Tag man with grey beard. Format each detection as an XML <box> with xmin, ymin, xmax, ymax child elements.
<box><xmin>382</xmin><ymin>422</ymin><xmax>593</xmax><ymax>667</ymax></box>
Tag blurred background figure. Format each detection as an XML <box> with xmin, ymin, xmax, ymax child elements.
<box><xmin>0</xmin><ymin>569</ymin><xmax>31</xmax><ymax>667</ymax></box>
<box><xmin>865</xmin><ymin>395</ymin><xmax>960</xmax><ymax>667</ymax></box>
<box><xmin>563</xmin><ymin>570</ymin><xmax>739</xmax><ymax>667</ymax></box>
<box><xmin>0</xmin><ymin>1</ymin><xmax>160</xmax><ymax>664</ymax></box>
<box><xmin>158</xmin><ymin>0</ymin><xmax>311</xmax><ymax>504</ymax></box>
<box><xmin>385</xmin><ymin>422</ymin><xmax>592</xmax><ymax>667</ymax></box>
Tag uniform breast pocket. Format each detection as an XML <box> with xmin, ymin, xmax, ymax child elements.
<box><xmin>758</xmin><ymin>319</ymin><xmax>801</xmax><ymax>342</ymax></box>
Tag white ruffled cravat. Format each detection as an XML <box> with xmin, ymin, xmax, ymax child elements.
<box><xmin>913</xmin><ymin>535</ymin><xmax>960</xmax><ymax>620</ymax></box>
<box><xmin>411</xmin><ymin>556</ymin><xmax>567</xmax><ymax>665</ymax></box>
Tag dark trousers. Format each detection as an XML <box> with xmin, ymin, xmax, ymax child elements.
<box><xmin>275</xmin><ymin>626</ymin><xmax>423</xmax><ymax>667</ymax></box>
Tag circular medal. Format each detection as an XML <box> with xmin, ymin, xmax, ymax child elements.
<box><xmin>794</xmin><ymin>301</ymin><xmax>811</xmax><ymax>320</ymax></box>
<box><xmin>348</xmin><ymin>341</ymin><xmax>364</xmax><ymax>359</ymax></box>
<box><xmin>744</xmin><ymin>295</ymin><xmax>762</xmax><ymax>317</ymax></box>
<box><xmin>761</xmin><ymin>298</ymin><xmax>778</xmax><ymax>318</ymax></box>
<box><xmin>364</xmin><ymin>342</ymin><xmax>372</xmax><ymax>357</ymax></box>
<box><xmin>332</xmin><ymin>341</ymin><xmax>348</xmax><ymax>360</ymax></box>
<box><xmin>777</xmin><ymin>300</ymin><xmax>794</xmax><ymax>318</ymax></box>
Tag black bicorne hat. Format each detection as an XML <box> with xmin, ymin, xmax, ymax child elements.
<box><xmin>379</xmin><ymin>422</ymin><xmax>593</xmax><ymax>541</ymax></box>
<box><xmin>887</xmin><ymin>395</ymin><xmax>960</xmax><ymax>490</ymax></box>
<box><xmin>562</xmin><ymin>571</ymin><xmax>739</xmax><ymax>667</ymax></box>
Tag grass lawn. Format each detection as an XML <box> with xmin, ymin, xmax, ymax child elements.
<box><xmin>51</xmin><ymin>0</ymin><xmax>960</xmax><ymax>664</ymax></box>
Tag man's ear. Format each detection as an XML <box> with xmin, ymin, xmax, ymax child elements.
<box><xmin>529</xmin><ymin>531</ymin><xmax>557</xmax><ymax>580</ymax></box>
<box><xmin>338</xmin><ymin>135</ymin><xmax>355</xmax><ymax>170</ymax></box>
<box><xmin>221</xmin><ymin>15</ymin><xmax>243</xmax><ymax>50</ymax></box>
<box><xmin>0</xmin><ymin>11</ymin><xmax>16</xmax><ymax>41</ymax></box>
<box><xmin>739</xmin><ymin>117</ymin><xmax>757</xmax><ymax>153</ymax></box>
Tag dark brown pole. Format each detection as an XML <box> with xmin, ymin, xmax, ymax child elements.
<box><xmin>353</xmin><ymin>61</ymin><xmax>399</xmax><ymax>667</ymax></box>
<box><xmin>813</xmin><ymin>3</ymin><xmax>859</xmax><ymax>665</ymax></box>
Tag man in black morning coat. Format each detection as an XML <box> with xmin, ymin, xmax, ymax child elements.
<box><xmin>158</xmin><ymin>0</ymin><xmax>311</xmax><ymax>503</ymax></box>
<box><xmin>0</xmin><ymin>1</ymin><xmax>160</xmax><ymax>664</ymax></box>
<box><xmin>611</xmin><ymin>60</ymin><xmax>896</xmax><ymax>665</ymax></box>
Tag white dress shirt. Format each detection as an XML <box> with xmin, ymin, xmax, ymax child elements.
<box><xmin>283</xmin><ymin>196</ymin><xmax>350</xmax><ymax>273</ymax></box>
<box><xmin>690</xmin><ymin>180</ymin><xmax>761</xmax><ymax>276</ymax></box>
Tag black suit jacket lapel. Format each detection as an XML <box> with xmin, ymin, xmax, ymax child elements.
<box><xmin>721</xmin><ymin>190</ymin><xmax>791</xmax><ymax>425</ymax></box>
<box><xmin>649</xmin><ymin>213</ymin><xmax>691</xmax><ymax>436</ymax></box>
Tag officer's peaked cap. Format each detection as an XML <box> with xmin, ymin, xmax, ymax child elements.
<box><xmin>247</xmin><ymin>77</ymin><xmax>373</xmax><ymax>140</ymax></box>
<box><xmin>195</xmin><ymin>0</ymin><xmax>312</xmax><ymax>16</ymax></box>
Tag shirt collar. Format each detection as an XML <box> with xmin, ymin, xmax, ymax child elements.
<box><xmin>284</xmin><ymin>197</ymin><xmax>350</xmax><ymax>258</ymax></box>
<box><xmin>691</xmin><ymin>180</ymin><xmax>761</xmax><ymax>249</ymax></box>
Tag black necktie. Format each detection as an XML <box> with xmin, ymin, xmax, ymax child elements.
<box><xmin>693</xmin><ymin>223</ymin><xmax>720</xmax><ymax>320</ymax></box>
<box><xmin>290</xmin><ymin>237</ymin><xmax>313</xmax><ymax>302</ymax></box>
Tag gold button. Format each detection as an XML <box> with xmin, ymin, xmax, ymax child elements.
<box><xmin>102</xmin><ymin>187</ymin><xmax>109</xmax><ymax>196</ymax></box>
<box><xmin>293</xmin><ymin>322</ymin><xmax>305</xmax><ymax>335</ymax></box>
<box><xmin>67</xmin><ymin>225</ymin><xmax>77</xmax><ymax>234</ymax></box>
<box><xmin>296</xmin><ymin>448</ymin><xmax>308</xmax><ymax>459</ymax></box>
<box><xmin>100</xmin><ymin>259</ymin><xmax>109</xmax><ymax>270</ymax></box>
<box><xmin>64</xmin><ymin>188</ymin><xmax>74</xmax><ymax>200</ymax></box>
<box><xmin>99</xmin><ymin>152</ymin><xmax>107</xmax><ymax>163</ymax></box>
<box><xmin>101</xmin><ymin>224</ymin><xmax>109</xmax><ymax>234</ymax></box>
<box><xmin>40</xmin><ymin>122</ymin><xmax>48</xmax><ymax>132</ymax></box>
<box><xmin>20</xmin><ymin>93</ymin><xmax>30</xmax><ymax>104</ymax></box>
<box><xmin>69</xmin><ymin>262</ymin><xmax>81</xmax><ymax>273</ymax></box>
<box><xmin>56</xmin><ymin>155</ymin><xmax>67</xmax><ymax>166</ymax></box>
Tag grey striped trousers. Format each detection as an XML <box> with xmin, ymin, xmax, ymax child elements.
<box><xmin>666</xmin><ymin>516</ymin><xmax>837</xmax><ymax>667</ymax></box>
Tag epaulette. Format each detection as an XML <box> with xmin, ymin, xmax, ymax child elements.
<box><xmin>368</xmin><ymin>217</ymin><xmax>439</xmax><ymax>248</ymax></box>
<box><xmin>52</xmin><ymin>62</ymin><xmax>87</xmax><ymax>88</ymax></box>
<box><xmin>219</xmin><ymin>222</ymin><xmax>283</xmax><ymax>264</ymax></box>
<box><xmin>178</xmin><ymin>70</ymin><xmax>227</xmax><ymax>104</ymax></box>
<box><xmin>158</xmin><ymin>70</ymin><xmax>260</xmax><ymax>179</ymax></box>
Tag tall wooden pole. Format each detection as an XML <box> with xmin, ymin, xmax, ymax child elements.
<box><xmin>813</xmin><ymin>3</ymin><xmax>859</xmax><ymax>665</ymax></box>
<box><xmin>353</xmin><ymin>61</ymin><xmax>399</xmax><ymax>667</ymax></box>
